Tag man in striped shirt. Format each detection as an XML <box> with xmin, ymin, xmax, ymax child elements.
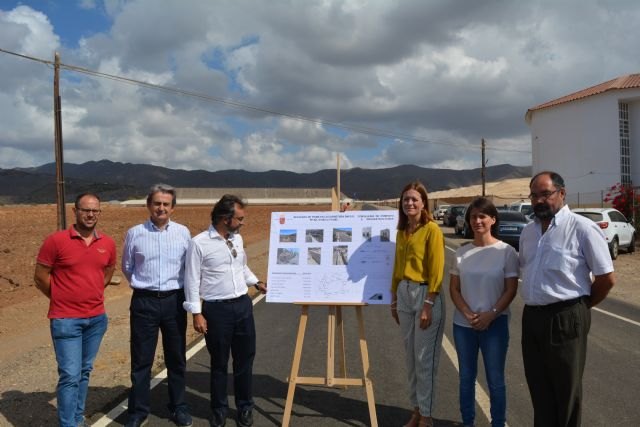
<box><xmin>122</xmin><ymin>184</ymin><xmax>192</xmax><ymax>427</ymax></box>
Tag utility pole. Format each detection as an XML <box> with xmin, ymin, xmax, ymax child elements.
<box><xmin>337</xmin><ymin>152</ymin><xmax>341</xmax><ymax>202</ymax></box>
<box><xmin>53</xmin><ymin>52</ymin><xmax>66</xmax><ymax>230</ymax></box>
<box><xmin>481</xmin><ymin>138</ymin><xmax>486</xmax><ymax>197</ymax></box>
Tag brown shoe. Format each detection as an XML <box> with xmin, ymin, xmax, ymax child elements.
<box><xmin>403</xmin><ymin>408</ymin><xmax>420</xmax><ymax>427</ymax></box>
<box><xmin>418</xmin><ymin>416</ymin><xmax>434</xmax><ymax>427</ymax></box>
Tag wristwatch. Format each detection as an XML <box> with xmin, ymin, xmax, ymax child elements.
<box><xmin>491</xmin><ymin>307</ymin><xmax>499</xmax><ymax>314</ymax></box>
<box><xmin>254</xmin><ymin>281</ymin><xmax>264</xmax><ymax>291</ymax></box>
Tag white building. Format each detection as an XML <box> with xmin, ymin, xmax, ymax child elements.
<box><xmin>525</xmin><ymin>74</ymin><xmax>640</xmax><ymax>204</ymax></box>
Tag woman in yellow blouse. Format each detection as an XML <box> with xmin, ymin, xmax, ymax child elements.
<box><xmin>391</xmin><ymin>181</ymin><xmax>446</xmax><ymax>427</ymax></box>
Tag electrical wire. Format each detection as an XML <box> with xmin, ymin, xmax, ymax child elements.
<box><xmin>0</xmin><ymin>47</ymin><xmax>531</xmax><ymax>154</ymax></box>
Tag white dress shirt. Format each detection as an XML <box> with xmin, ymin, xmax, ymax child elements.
<box><xmin>183</xmin><ymin>225</ymin><xmax>259</xmax><ymax>313</ymax></box>
<box><xmin>121</xmin><ymin>219</ymin><xmax>191</xmax><ymax>291</ymax></box>
<box><xmin>519</xmin><ymin>205</ymin><xmax>614</xmax><ymax>306</ymax></box>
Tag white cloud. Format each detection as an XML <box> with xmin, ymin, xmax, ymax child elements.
<box><xmin>1</xmin><ymin>0</ymin><xmax>640</xmax><ymax>173</ymax></box>
<box><xmin>1</xmin><ymin>6</ymin><xmax>59</xmax><ymax>56</ymax></box>
<box><xmin>78</xmin><ymin>0</ymin><xmax>97</xmax><ymax>10</ymax></box>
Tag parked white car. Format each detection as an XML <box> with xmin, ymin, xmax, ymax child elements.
<box><xmin>572</xmin><ymin>208</ymin><xmax>636</xmax><ymax>259</ymax></box>
<box><xmin>435</xmin><ymin>204</ymin><xmax>450</xmax><ymax>220</ymax></box>
<box><xmin>509</xmin><ymin>201</ymin><xmax>533</xmax><ymax>217</ymax></box>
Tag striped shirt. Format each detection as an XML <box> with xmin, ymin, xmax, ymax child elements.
<box><xmin>122</xmin><ymin>219</ymin><xmax>191</xmax><ymax>291</ymax></box>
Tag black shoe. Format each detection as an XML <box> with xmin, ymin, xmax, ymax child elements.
<box><xmin>210</xmin><ymin>411</ymin><xmax>226</xmax><ymax>427</ymax></box>
<box><xmin>170</xmin><ymin>407</ymin><xmax>193</xmax><ymax>426</ymax></box>
<box><xmin>237</xmin><ymin>409</ymin><xmax>253</xmax><ymax>427</ymax></box>
<box><xmin>124</xmin><ymin>417</ymin><xmax>148</xmax><ymax>427</ymax></box>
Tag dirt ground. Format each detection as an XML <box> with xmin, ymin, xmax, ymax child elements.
<box><xmin>0</xmin><ymin>203</ymin><xmax>328</xmax><ymax>426</ymax></box>
<box><xmin>0</xmin><ymin>203</ymin><xmax>638</xmax><ymax>426</ymax></box>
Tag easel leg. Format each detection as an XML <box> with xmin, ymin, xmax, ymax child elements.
<box><xmin>282</xmin><ymin>305</ymin><xmax>309</xmax><ymax>427</ymax></box>
<box><xmin>336</xmin><ymin>306</ymin><xmax>347</xmax><ymax>386</ymax></box>
<box><xmin>356</xmin><ymin>306</ymin><xmax>378</xmax><ymax>427</ymax></box>
<box><xmin>327</xmin><ymin>305</ymin><xmax>336</xmax><ymax>386</ymax></box>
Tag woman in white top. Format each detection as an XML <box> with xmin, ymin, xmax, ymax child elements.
<box><xmin>449</xmin><ymin>197</ymin><xmax>519</xmax><ymax>427</ymax></box>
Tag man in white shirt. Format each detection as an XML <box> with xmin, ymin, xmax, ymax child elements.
<box><xmin>184</xmin><ymin>195</ymin><xmax>267</xmax><ymax>427</ymax></box>
<box><xmin>122</xmin><ymin>184</ymin><xmax>192</xmax><ymax>427</ymax></box>
<box><xmin>519</xmin><ymin>171</ymin><xmax>615</xmax><ymax>427</ymax></box>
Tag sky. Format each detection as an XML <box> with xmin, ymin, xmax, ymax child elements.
<box><xmin>1</xmin><ymin>0</ymin><xmax>639</xmax><ymax>173</ymax></box>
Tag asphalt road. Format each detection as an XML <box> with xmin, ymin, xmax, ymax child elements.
<box><xmin>97</xmin><ymin>228</ymin><xmax>640</xmax><ymax>427</ymax></box>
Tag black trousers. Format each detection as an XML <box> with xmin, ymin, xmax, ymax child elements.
<box><xmin>202</xmin><ymin>294</ymin><xmax>256</xmax><ymax>416</ymax></box>
<box><xmin>521</xmin><ymin>297</ymin><xmax>591</xmax><ymax>427</ymax></box>
<box><xmin>128</xmin><ymin>290</ymin><xmax>187</xmax><ymax>418</ymax></box>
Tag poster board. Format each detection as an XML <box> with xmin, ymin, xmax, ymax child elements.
<box><xmin>266</xmin><ymin>210</ymin><xmax>398</xmax><ymax>304</ymax></box>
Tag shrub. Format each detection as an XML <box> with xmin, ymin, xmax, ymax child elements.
<box><xmin>604</xmin><ymin>183</ymin><xmax>640</xmax><ymax>229</ymax></box>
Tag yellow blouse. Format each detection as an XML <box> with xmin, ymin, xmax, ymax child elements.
<box><xmin>391</xmin><ymin>221</ymin><xmax>445</xmax><ymax>295</ymax></box>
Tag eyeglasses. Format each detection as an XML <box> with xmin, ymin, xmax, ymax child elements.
<box><xmin>225</xmin><ymin>239</ymin><xmax>237</xmax><ymax>258</ymax></box>
<box><xmin>77</xmin><ymin>208</ymin><xmax>102</xmax><ymax>215</ymax></box>
<box><xmin>233</xmin><ymin>216</ymin><xmax>245</xmax><ymax>222</ymax></box>
<box><xmin>528</xmin><ymin>189</ymin><xmax>560</xmax><ymax>201</ymax></box>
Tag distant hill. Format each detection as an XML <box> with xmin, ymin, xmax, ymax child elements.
<box><xmin>2</xmin><ymin>160</ymin><xmax>531</xmax><ymax>203</ymax></box>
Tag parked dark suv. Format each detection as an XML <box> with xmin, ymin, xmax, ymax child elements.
<box><xmin>496</xmin><ymin>210</ymin><xmax>528</xmax><ymax>250</ymax></box>
<box><xmin>444</xmin><ymin>204</ymin><xmax>466</xmax><ymax>227</ymax></box>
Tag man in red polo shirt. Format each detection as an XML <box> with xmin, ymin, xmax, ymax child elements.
<box><xmin>34</xmin><ymin>192</ymin><xmax>116</xmax><ymax>427</ymax></box>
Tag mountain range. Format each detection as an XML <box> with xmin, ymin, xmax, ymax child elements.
<box><xmin>0</xmin><ymin>160</ymin><xmax>531</xmax><ymax>204</ymax></box>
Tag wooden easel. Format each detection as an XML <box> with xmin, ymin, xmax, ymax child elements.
<box><xmin>281</xmin><ymin>302</ymin><xmax>378</xmax><ymax>426</ymax></box>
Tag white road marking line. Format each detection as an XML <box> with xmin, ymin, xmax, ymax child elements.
<box><xmin>451</xmin><ymin>239</ymin><xmax>638</xmax><ymax>326</ymax></box>
<box><xmin>92</xmin><ymin>293</ymin><xmax>265</xmax><ymax>426</ymax></box>
<box><xmin>446</xmin><ymin>239</ymin><xmax>638</xmax><ymax>424</ymax></box>
<box><xmin>443</xmin><ymin>244</ymin><xmax>501</xmax><ymax>425</ymax></box>
<box><xmin>441</xmin><ymin>335</ymin><xmax>500</xmax><ymax>426</ymax></box>
<box><xmin>592</xmin><ymin>306</ymin><xmax>640</xmax><ymax>326</ymax></box>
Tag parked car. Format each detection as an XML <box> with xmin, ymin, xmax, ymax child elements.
<box><xmin>454</xmin><ymin>208</ymin><xmax>473</xmax><ymax>238</ymax></box>
<box><xmin>509</xmin><ymin>201</ymin><xmax>533</xmax><ymax>217</ymax></box>
<box><xmin>444</xmin><ymin>204</ymin><xmax>466</xmax><ymax>227</ymax></box>
<box><xmin>496</xmin><ymin>210</ymin><xmax>528</xmax><ymax>250</ymax></box>
<box><xmin>572</xmin><ymin>208</ymin><xmax>636</xmax><ymax>259</ymax></box>
<box><xmin>435</xmin><ymin>204</ymin><xmax>450</xmax><ymax>220</ymax></box>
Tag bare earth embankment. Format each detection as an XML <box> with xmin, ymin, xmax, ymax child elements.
<box><xmin>0</xmin><ymin>203</ymin><xmax>327</xmax><ymax>426</ymax></box>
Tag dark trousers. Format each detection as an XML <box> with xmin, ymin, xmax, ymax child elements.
<box><xmin>202</xmin><ymin>294</ymin><xmax>256</xmax><ymax>416</ymax></box>
<box><xmin>128</xmin><ymin>291</ymin><xmax>187</xmax><ymax>418</ymax></box>
<box><xmin>521</xmin><ymin>297</ymin><xmax>590</xmax><ymax>427</ymax></box>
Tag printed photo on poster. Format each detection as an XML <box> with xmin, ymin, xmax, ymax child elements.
<box><xmin>266</xmin><ymin>211</ymin><xmax>398</xmax><ymax>304</ymax></box>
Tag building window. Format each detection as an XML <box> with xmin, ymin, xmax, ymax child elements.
<box><xmin>619</xmin><ymin>103</ymin><xmax>631</xmax><ymax>186</ymax></box>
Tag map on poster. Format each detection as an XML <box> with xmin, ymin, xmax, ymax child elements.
<box><xmin>266</xmin><ymin>210</ymin><xmax>398</xmax><ymax>304</ymax></box>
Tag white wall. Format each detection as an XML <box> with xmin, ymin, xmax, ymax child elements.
<box><xmin>529</xmin><ymin>88</ymin><xmax>640</xmax><ymax>204</ymax></box>
<box><xmin>625</xmin><ymin>98</ymin><xmax>640</xmax><ymax>184</ymax></box>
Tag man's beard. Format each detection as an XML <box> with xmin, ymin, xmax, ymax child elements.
<box><xmin>533</xmin><ymin>203</ymin><xmax>554</xmax><ymax>221</ymax></box>
<box><xmin>227</xmin><ymin>223</ymin><xmax>242</xmax><ymax>233</ymax></box>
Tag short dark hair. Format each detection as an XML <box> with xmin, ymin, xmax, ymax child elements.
<box><xmin>211</xmin><ymin>194</ymin><xmax>245</xmax><ymax>225</ymax></box>
<box><xmin>146</xmin><ymin>183</ymin><xmax>177</xmax><ymax>207</ymax></box>
<box><xmin>464</xmin><ymin>197</ymin><xmax>499</xmax><ymax>238</ymax></box>
<box><xmin>397</xmin><ymin>181</ymin><xmax>433</xmax><ymax>231</ymax></box>
<box><xmin>75</xmin><ymin>192</ymin><xmax>100</xmax><ymax>208</ymax></box>
<box><xmin>530</xmin><ymin>171</ymin><xmax>565</xmax><ymax>190</ymax></box>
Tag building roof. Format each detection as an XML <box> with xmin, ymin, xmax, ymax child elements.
<box><xmin>525</xmin><ymin>74</ymin><xmax>640</xmax><ymax>122</ymax></box>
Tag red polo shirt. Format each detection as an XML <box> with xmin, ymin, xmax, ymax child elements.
<box><xmin>36</xmin><ymin>226</ymin><xmax>116</xmax><ymax>319</ymax></box>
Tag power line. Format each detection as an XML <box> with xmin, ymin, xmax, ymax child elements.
<box><xmin>0</xmin><ymin>47</ymin><xmax>531</xmax><ymax>154</ymax></box>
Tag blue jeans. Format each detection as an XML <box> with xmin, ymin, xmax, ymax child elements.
<box><xmin>453</xmin><ymin>315</ymin><xmax>509</xmax><ymax>427</ymax></box>
<box><xmin>50</xmin><ymin>314</ymin><xmax>108</xmax><ymax>427</ymax></box>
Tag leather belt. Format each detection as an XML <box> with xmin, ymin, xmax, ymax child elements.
<box><xmin>525</xmin><ymin>296</ymin><xmax>586</xmax><ymax>311</ymax></box>
<box><xmin>133</xmin><ymin>288</ymin><xmax>181</xmax><ymax>298</ymax></box>
<box><xmin>205</xmin><ymin>295</ymin><xmax>245</xmax><ymax>304</ymax></box>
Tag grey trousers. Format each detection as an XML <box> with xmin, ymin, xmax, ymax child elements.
<box><xmin>397</xmin><ymin>280</ymin><xmax>446</xmax><ymax>417</ymax></box>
